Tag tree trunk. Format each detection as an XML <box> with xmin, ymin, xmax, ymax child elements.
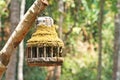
<box><xmin>97</xmin><ymin>0</ymin><xmax>105</xmax><ymax>80</ymax></box>
<box><xmin>58</xmin><ymin>0</ymin><xmax>64</xmax><ymax>39</ymax></box>
<box><xmin>112</xmin><ymin>1</ymin><xmax>120</xmax><ymax>80</ymax></box>
<box><xmin>46</xmin><ymin>0</ymin><xmax>64</xmax><ymax>80</ymax></box>
<box><xmin>0</xmin><ymin>16</ymin><xmax>2</xmax><ymax>49</ymax></box>
<box><xmin>5</xmin><ymin>51</ymin><xmax>17</xmax><ymax>80</ymax></box>
<box><xmin>53</xmin><ymin>0</ymin><xmax>64</xmax><ymax>80</ymax></box>
<box><xmin>0</xmin><ymin>0</ymin><xmax>48</xmax><ymax>78</ymax></box>
<box><xmin>5</xmin><ymin>0</ymin><xmax>19</xmax><ymax>80</ymax></box>
<box><xmin>18</xmin><ymin>0</ymin><xmax>25</xmax><ymax>80</ymax></box>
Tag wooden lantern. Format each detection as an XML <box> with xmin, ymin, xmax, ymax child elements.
<box><xmin>26</xmin><ymin>17</ymin><xmax>64</xmax><ymax>66</ymax></box>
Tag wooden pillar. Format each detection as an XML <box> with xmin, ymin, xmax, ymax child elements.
<box><xmin>37</xmin><ymin>47</ymin><xmax>39</xmax><ymax>57</ymax></box>
<box><xmin>31</xmin><ymin>47</ymin><xmax>32</xmax><ymax>58</ymax></box>
<box><xmin>44</xmin><ymin>47</ymin><xmax>46</xmax><ymax>57</ymax></box>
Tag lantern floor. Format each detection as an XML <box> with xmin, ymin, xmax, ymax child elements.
<box><xmin>26</xmin><ymin>57</ymin><xmax>64</xmax><ymax>66</ymax></box>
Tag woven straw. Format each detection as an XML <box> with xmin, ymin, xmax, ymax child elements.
<box><xmin>27</xmin><ymin>24</ymin><xmax>64</xmax><ymax>47</ymax></box>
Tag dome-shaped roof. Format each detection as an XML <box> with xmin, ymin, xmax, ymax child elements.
<box><xmin>27</xmin><ymin>24</ymin><xmax>64</xmax><ymax>47</ymax></box>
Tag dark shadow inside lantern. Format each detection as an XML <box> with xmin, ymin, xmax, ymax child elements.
<box><xmin>39</xmin><ymin>47</ymin><xmax>44</xmax><ymax>57</ymax></box>
<box><xmin>32</xmin><ymin>47</ymin><xmax>37</xmax><ymax>58</ymax></box>
<box><xmin>59</xmin><ymin>47</ymin><xmax>62</xmax><ymax>57</ymax></box>
<box><xmin>53</xmin><ymin>47</ymin><xmax>57</xmax><ymax>57</ymax></box>
<box><xmin>27</xmin><ymin>47</ymin><xmax>31</xmax><ymax>58</ymax></box>
<box><xmin>46</xmin><ymin>47</ymin><xmax>51</xmax><ymax>57</ymax></box>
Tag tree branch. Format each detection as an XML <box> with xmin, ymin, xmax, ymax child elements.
<box><xmin>65</xmin><ymin>23</ymin><xmax>76</xmax><ymax>37</ymax></box>
<box><xmin>97</xmin><ymin>0</ymin><xmax>105</xmax><ymax>80</ymax></box>
<box><xmin>0</xmin><ymin>0</ymin><xmax>48</xmax><ymax>78</ymax></box>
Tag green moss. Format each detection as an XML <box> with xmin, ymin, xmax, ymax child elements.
<box><xmin>27</xmin><ymin>25</ymin><xmax>64</xmax><ymax>47</ymax></box>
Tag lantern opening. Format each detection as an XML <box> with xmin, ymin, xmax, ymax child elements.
<box><xmin>26</xmin><ymin>46</ymin><xmax>63</xmax><ymax>66</ymax></box>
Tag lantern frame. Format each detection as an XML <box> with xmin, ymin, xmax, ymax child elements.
<box><xmin>26</xmin><ymin>17</ymin><xmax>64</xmax><ymax>66</ymax></box>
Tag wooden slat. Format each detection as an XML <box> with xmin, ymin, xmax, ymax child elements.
<box><xmin>37</xmin><ymin>47</ymin><xmax>39</xmax><ymax>57</ymax></box>
<box><xmin>44</xmin><ymin>46</ymin><xmax>46</xmax><ymax>57</ymax></box>
<box><xmin>57</xmin><ymin>47</ymin><xmax>59</xmax><ymax>57</ymax></box>
<box><xmin>30</xmin><ymin>47</ymin><xmax>33</xmax><ymax>58</ymax></box>
<box><xmin>27</xmin><ymin>57</ymin><xmax>64</xmax><ymax>66</ymax></box>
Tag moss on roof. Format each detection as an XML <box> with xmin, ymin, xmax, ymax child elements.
<box><xmin>27</xmin><ymin>24</ymin><xmax>64</xmax><ymax>47</ymax></box>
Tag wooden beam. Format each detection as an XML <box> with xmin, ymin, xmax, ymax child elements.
<box><xmin>0</xmin><ymin>0</ymin><xmax>48</xmax><ymax>78</ymax></box>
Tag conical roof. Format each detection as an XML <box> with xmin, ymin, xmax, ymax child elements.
<box><xmin>27</xmin><ymin>24</ymin><xmax>64</xmax><ymax>47</ymax></box>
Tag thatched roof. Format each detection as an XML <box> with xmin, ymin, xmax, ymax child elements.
<box><xmin>27</xmin><ymin>24</ymin><xmax>64</xmax><ymax>47</ymax></box>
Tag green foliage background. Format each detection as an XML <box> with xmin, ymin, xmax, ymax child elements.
<box><xmin>0</xmin><ymin>0</ymin><xmax>117</xmax><ymax>80</ymax></box>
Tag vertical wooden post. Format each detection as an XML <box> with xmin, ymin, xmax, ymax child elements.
<box><xmin>97</xmin><ymin>0</ymin><xmax>105</xmax><ymax>80</ymax></box>
<box><xmin>57</xmin><ymin>47</ymin><xmax>59</xmax><ymax>57</ymax></box>
<box><xmin>31</xmin><ymin>47</ymin><xmax>32</xmax><ymax>58</ymax></box>
<box><xmin>37</xmin><ymin>47</ymin><xmax>39</xmax><ymax>57</ymax></box>
<box><xmin>44</xmin><ymin>47</ymin><xmax>46</xmax><ymax>57</ymax></box>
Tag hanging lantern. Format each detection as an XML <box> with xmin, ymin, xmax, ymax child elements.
<box><xmin>26</xmin><ymin>17</ymin><xmax>64</xmax><ymax>66</ymax></box>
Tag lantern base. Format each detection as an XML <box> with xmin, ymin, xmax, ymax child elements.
<box><xmin>27</xmin><ymin>57</ymin><xmax>64</xmax><ymax>66</ymax></box>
